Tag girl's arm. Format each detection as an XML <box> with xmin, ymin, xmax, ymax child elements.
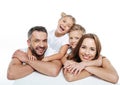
<box><xmin>61</xmin><ymin>53</ymin><xmax>68</xmax><ymax>65</ymax></box>
<box><xmin>42</xmin><ymin>44</ymin><xmax>69</xmax><ymax>61</ymax></box>
<box><xmin>85</xmin><ymin>57</ymin><xmax>119</xmax><ymax>84</ymax></box>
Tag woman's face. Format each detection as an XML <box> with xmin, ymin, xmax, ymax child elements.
<box><xmin>79</xmin><ymin>38</ymin><xmax>96</xmax><ymax>61</ymax></box>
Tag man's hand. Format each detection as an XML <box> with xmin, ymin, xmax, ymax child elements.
<box><xmin>13</xmin><ymin>50</ymin><xmax>28</xmax><ymax>63</ymax></box>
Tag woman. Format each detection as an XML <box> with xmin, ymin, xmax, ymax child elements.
<box><xmin>63</xmin><ymin>33</ymin><xmax>119</xmax><ymax>84</ymax></box>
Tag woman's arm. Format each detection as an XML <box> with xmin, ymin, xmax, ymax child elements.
<box><xmin>82</xmin><ymin>55</ymin><xmax>102</xmax><ymax>67</ymax></box>
<box><xmin>85</xmin><ymin>57</ymin><xmax>119</xmax><ymax>84</ymax></box>
<box><xmin>63</xmin><ymin>68</ymin><xmax>92</xmax><ymax>82</ymax></box>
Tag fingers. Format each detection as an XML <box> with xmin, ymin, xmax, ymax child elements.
<box><xmin>28</xmin><ymin>55</ymin><xmax>37</xmax><ymax>61</ymax></box>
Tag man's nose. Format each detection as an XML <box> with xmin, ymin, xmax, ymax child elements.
<box><xmin>39</xmin><ymin>42</ymin><xmax>44</xmax><ymax>47</ymax></box>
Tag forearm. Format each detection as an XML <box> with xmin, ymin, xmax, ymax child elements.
<box><xmin>63</xmin><ymin>69</ymin><xmax>91</xmax><ymax>82</ymax></box>
<box><xmin>27</xmin><ymin>60</ymin><xmax>62</xmax><ymax>77</ymax></box>
<box><xmin>83</xmin><ymin>60</ymin><xmax>101</xmax><ymax>67</ymax></box>
<box><xmin>61</xmin><ymin>54</ymin><xmax>68</xmax><ymax>65</ymax></box>
<box><xmin>85</xmin><ymin>66</ymin><xmax>118</xmax><ymax>84</ymax></box>
<box><xmin>45</xmin><ymin>53</ymin><xmax>64</xmax><ymax>61</ymax></box>
<box><xmin>7</xmin><ymin>64</ymin><xmax>34</xmax><ymax>80</ymax></box>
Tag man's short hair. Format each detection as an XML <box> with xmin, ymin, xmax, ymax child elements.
<box><xmin>28</xmin><ymin>26</ymin><xmax>47</xmax><ymax>39</ymax></box>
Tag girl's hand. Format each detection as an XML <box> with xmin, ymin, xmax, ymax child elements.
<box><xmin>27</xmin><ymin>48</ymin><xmax>37</xmax><ymax>61</ymax></box>
<box><xmin>28</xmin><ymin>55</ymin><xmax>37</xmax><ymax>61</ymax></box>
<box><xmin>42</xmin><ymin>57</ymin><xmax>49</xmax><ymax>62</ymax></box>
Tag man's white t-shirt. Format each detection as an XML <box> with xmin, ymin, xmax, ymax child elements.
<box><xmin>48</xmin><ymin>30</ymin><xmax>69</xmax><ymax>53</ymax></box>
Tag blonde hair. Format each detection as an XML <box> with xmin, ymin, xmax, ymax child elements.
<box><xmin>70</xmin><ymin>24</ymin><xmax>86</xmax><ymax>34</ymax></box>
<box><xmin>60</xmin><ymin>12</ymin><xmax>76</xmax><ymax>25</ymax></box>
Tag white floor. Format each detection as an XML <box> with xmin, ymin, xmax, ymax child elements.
<box><xmin>1</xmin><ymin>70</ymin><xmax>119</xmax><ymax>85</ymax></box>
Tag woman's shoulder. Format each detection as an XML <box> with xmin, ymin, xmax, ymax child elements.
<box><xmin>101</xmin><ymin>56</ymin><xmax>111</xmax><ymax>64</ymax></box>
<box><xmin>101</xmin><ymin>55</ymin><xmax>110</xmax><ymax>62</ymax></box>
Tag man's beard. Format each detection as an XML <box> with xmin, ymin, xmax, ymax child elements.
<box><xmin>30</xmin><ymin>47</ymin><xmax>45</xmax><ymax>60</ymax></box>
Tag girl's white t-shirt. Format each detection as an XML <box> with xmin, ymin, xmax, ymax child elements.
<box><xmin>48</xmin><ymin>30</ymin><xmax>69</xmax><ymax>53</ymax></box>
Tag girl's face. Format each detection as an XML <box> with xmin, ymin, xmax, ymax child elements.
<box><xmin>79</xmin><ymin>38</ymin><xmax>96</xmax><ymax>61</ymax></box>
<box><xmin>69</xmin><ymin>30</ymin><xmax>83</xmax><ymax>49</ymax></box>
<box><xmin>56</xmin><ymin>17</ymin><xmax>74</xmax><ymax>35</ymax></box>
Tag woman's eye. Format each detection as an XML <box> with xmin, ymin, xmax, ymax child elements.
<box><xmin>81</xmin><ymin>46</ymin><xmax>85</xmax><ymax>49</ymax></box>
<box><xmin>91</xmin><ymin>48</ymin><xmax>96</xmax><ymax>51</ymax></box>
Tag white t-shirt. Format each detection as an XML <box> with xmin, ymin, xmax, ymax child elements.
<box><xmin>67</xmin><ymin>47</ymin><xmax>72</xmax><ymax>54</ymax></box>
<box><xmin>48</xmin><ymin>30</ymin><xmax>69</xmax><ymax>52</ymax></box>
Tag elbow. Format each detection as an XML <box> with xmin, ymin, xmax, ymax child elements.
<box><xmin>65</xmin><ymin>77</ymin><xmax>74</xmax><ymax>82</ymax></box>
<box><xmin>50</xmin><ymin>61</ymin><xmax>62</xmax><ymax>77</ymax></box>
<box><xmin>107</xmin><ymin>73</ymin><xmax>119</xmax><ymax>84</ymax></box>
<box><xmin>111</xmin><ymin>74</ymin><xmax>119</xmax><ymax>84</ymax></box>
<box><xmin>63</xmin><ymin>74</ymin><xmax>74</xmax><ymax>82</ymax></box>
<box><xmin>7</xmin><ymin>72</ymin><xmax>16</xmax><ymax>80</ymax></box>
<box><xmin>50</xmin><ymin>68</ymin><xmax>60</xmax><ymax>77</ymax></box>
<box><xmin>53</xmin><ymin>69</ymin><xmax>60</xmax><ymax>77</ymax></box>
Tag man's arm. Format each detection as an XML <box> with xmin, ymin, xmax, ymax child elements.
<box><xmin>7</xmin><ymin>58</ymin><xmax>34</xmax><ymax>80</ymax></box>
<box><xmin>26</xmin><ymin>59</ymin><xmax>62</xmax><ymax>77</ymax></box>
<box><xmin>7</xmin><ymin>50</ymin><xmax>34</xmax><ymax>80</ymax></box>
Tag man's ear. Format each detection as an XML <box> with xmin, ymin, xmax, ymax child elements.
<box><xmin>27</xmin><ymin>39</ymin><xmax>30</xmax><ymax>47</ymax></box>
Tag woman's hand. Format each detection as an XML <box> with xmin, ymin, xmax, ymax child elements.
<box><xmin>67</xmin><ymin>62</ymin><xmax>86</xmax><ymax>75</ymax></box>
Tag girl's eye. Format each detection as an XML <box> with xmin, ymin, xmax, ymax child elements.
<box><xmin>69</xmin><ymin>37</ymin><xmax>73</xmax><ymax>39</ymax></box>
<box><xmin>75</xmin><ymin>37</ymin><xmax>80</xmax><ymax>40</ymax></box>
<box><xmin>63</xmin><ymin>20</ymin><xmax>66</xmax><ymax>23</ymax></box>
<box><xmin>67</xmin><ymin>25</ymin><xmax>71</xmax><ymax>28</ymax></box>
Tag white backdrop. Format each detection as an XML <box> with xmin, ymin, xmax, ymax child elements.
<box><xmin>0</xmin><ymin>0</ymin><xmax>120</xmax><ymax>85</ymax></box>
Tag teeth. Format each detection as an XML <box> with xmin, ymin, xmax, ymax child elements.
<box><xmin>83</xmin><ymin>56</ymin><xmax>89</xmax><ymax>59</ymax></box>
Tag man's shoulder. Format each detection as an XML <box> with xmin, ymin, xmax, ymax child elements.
<box><xmin>19</xmin><ymin>48</ymin><xmax>28</xmax><ymax>52</ymax></box>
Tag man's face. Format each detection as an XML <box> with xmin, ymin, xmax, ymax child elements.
<box><xmin>27</xmin><ymin>31</ymin><xmax>48</xmax><ymax>57</ymax></box>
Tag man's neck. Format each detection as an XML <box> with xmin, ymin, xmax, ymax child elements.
<box><xmin>32</xmin><ymin>52</ymin><xmax>44</xmax><ymax>60</ymax></box>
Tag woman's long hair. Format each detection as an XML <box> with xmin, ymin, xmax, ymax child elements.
<box><xmin>67</xmin><ymin>33</ymin><xmax>101</xmax><ymax>62</ymax></box>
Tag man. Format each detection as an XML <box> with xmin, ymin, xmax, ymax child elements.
<box><xmin>7</xmin><ymin>26</ymin><xmax>62</xmax><ymax>80</ymax></box>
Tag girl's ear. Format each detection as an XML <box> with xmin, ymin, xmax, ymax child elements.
<box><xmin>61</xmin><ymin>12</ymin><xmax>66</xmax><ymax>17</ymax></box>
